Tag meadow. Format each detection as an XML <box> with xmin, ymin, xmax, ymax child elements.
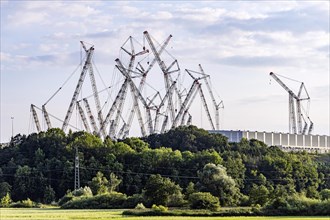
<box><xmin>0</xmin><ymin>208</ymin><xmax>329</xmax><ymax>220</ymax></box>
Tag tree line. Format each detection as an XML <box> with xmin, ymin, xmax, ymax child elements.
<box><xmin>0</xmin><ymin>126</ymin><xmax>329</xmax><ymax>213</ymax></box>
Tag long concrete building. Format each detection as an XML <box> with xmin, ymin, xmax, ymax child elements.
<box><xmin>210</xmin><ymin>130</ymin><xmax>330</xmax><ymax>153</ymax></box>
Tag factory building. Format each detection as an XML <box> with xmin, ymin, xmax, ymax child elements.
<box><xmin>210</xmin><ymin>130</ymin><xmax>329</xmax><ymax>153</ymax></box>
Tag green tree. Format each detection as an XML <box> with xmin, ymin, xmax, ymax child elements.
<box><xmin>44</xmin><ymin>185</ymin><xmax>56</xmax><ymax>204</ymax></box>
<box><xmin>249</xmin><ymin>184</ymin><xmax>269</xmax><ymax>206</ymax></box>
<box><xmin>89</xmin><ymin>172</ymin><xmax>109</xmax><ymax>195</ymax></box>
<box><xmin>0</xmin><ymin>182</ymin><xmax>11</xmax><ymax>198</ymax></box>
<box><xmin>320</xmin><ymin>189</ymin><xmax>330</xmax><ymax>200</ymax></box>
<box><xmin>1</xmin><ymin>192</ymin><xmax>12</xmax><ymax>207</ymax></box>
<box><xmin>144</xmin><ymin>174</ymin><xmax>182</xmax><ymax>206</ymax></box>
<box><xmin>198</xmin><ymin>163</ymin><xmax>241</xmax><ymax>206</ymax></box>
<box><xmin>109</xmin><ymin>173</ymin><xmax>121</xmax><ymax>192</ymax></box>
<box><xmin>189</xmin><ymin>192</ymin><xmax>220</xmax><ymax>211</ymax></box>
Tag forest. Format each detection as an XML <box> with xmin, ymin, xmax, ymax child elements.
<box><xmin>0</xmin><ymin>126</ymin><xmax>329</xmax><ymax>215</ymax></box>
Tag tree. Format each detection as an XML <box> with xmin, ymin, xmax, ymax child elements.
<box><xmin>89</xmin><ymin>172</ymin><xmax>109</xmax><ymax>195</ymax></box>
<box><xmin>0</xmin><ymin>182</ymin><xmax>11</xmax><ymax>198</ymax></box>
<box><xmin>109</xmin><ymin>173</ymin><xmax>121</xmax><ymax>192</ymax></box>
<box><xmin>1</xmin><ymin>192</ymin><xmax>12</xmax><ymax>207</ymax></box>
<box><xmin>189</xmin><ymin>192</ymin><xmax>220</xmax><ymax>211</ymax></box>
<box><xmin>44</xmin><ymin>185</ymin><xmax>56</xmax><ymax>204</ymax></box>
<box><xmin>249</xmin><ymin>184</ymin><xmax>269</xmax><ymax>206</ymax></box>
<box><xmin>144</xmin><ymin>174</ymin><xmax>182</xmax><ymax>206</ymax></box>
<box><xmin>198</xmin><ymin>163</ymin><xmax>241</xmax><ymax>206</ymax></box>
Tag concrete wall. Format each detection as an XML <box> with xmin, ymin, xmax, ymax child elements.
<box><xmin>211</xmin><ymin>130</ymin><xmax>330</xmax><ymax>153</ymax></box>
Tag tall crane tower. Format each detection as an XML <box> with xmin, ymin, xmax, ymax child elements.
<box><xmin>270</xmin><ymin>72</ymin><xmax>313</xmax><ymax>134</ymax></box>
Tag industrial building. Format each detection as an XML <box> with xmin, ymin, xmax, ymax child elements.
<box><xmin>210</xmin><ymin>130</ymin><xmax>329</xmax><ymax>153</ymax></box>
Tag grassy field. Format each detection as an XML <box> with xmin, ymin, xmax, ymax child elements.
<box><xmin>0</xmin><ymin>208</ymin><xmax>329</xmax><ymax>220</ymax></box>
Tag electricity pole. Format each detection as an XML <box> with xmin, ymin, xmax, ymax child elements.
<box><xmin>74</xmin><ymin>147</ymin><xmax>80</xmax><ymax>190</ymax></box>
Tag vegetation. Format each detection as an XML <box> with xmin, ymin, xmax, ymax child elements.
<box><xmin>1</xmin><ymin>208</ymin><xmax>329</xmax><ymax>220</ymax></box>
<box><xmin>0</xmin><ymin>126</ymin><xmax>329</xmax><ymax>216</ymax></box>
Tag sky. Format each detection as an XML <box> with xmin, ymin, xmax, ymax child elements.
<box><xmin>1</xmin><ymin>0</ymin><xmax>329</xmax><ymax>143</ymax></box>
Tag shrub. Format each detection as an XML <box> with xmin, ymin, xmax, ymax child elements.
<box><xmin>263</xmin><ymin>194</ymin><xmax>330</xmax><ymax>216</ymax></box>
<box><xmin>188</xmin><ymin>192</ymin><xmax>220</xmax><ymax>211</ymax></box>
<box><xmin>72</xmin><ymin>186</ymin><xmax>93</xmax><ymax>197</ymax></box>
<box><xmin>151</xmin><ymin>204</ymin><xmax>168</xmax><ymax>212</ymax></box>
<box><xmin>10</xmin><ymin>198</ymin><xmax>35</xmax><ymax>208</ymax></box>
<box><xmin>123</xmin><ymin>193</ymin><xmax>145</xmax><ymax>208</ymax></box>
<box><xmin>61</xmin><ymin>192</ymin><xmax>127</xmax><ymax>209</ymax></box>
<box><xmin>58</xmin><ymin>193</ymin><xmax>74</xmax><ymax>206</ymax></box>
<box><xmin>320</xmin><ymin>189</ymin><xmax>330</xmax><ymax>200</ymax></box>
<box><xmin>135</xmin><ymin>203</ymin><xmax>146</xmax><ymax>210</ymax></box>
<box><xmin>1</xmin><ymin>193</ymin><xmax>12</xmax><ymax>207</ymax></box>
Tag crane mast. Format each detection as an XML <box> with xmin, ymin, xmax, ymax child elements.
<box><xmin>99</xmin><ymin>79</ymin><xmax>129</xmax><ymax>137</ymax></box>
<box><xmin>76</xmin><ymin>101</ymin><xmax>91</xmax><ymax>133</ymax></box>
<box><xmin>30</xmin><ymin>104</ymin><xmax>41</xmax><ymax>132</ymax></box>
<box><xmin>143</xmin><ymin>31</ymin><xmax>176</xmax><ymax>123</ymax></box>
<box><xmin>83</xmin><ymin>98</ymin><xmax>98</xmax><ymax>133</ymax></box>
<box><xmin>42</xmin><ymin>105</ymin><xmax>52</xmax><ymax>130</ymax></box>
<box><xmin>62</xmin><ymin>43</ymin><xmax>94</xmax><ymax>132</ymax></box>
<box><xmin>199</xmin><ymin>64</ymin><xmax>223</xmax><ymax>130</ymax></box>
<box><xmin>154</xmin><ymin>81</ymin><xmax>176</xmax><ymax>133</ymax></box>
<box><xmin>88</xmin><ymin>65</ymin><xmax>104</xmax><ymax>129</ymax></box>
<box><xmin>172</xmin><ymin>79</ymin><xmax>199</xmax><ymax>128</ymax></box>
<box><xmin>197</xmin><ymin>83</ymin><xmax>215</xmax><ymax>130</ymax></box>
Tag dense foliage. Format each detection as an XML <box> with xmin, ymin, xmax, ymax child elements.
<box><xmin>0</xmin><ymin>126</ymin><xmax>329</xmax><ymax>215</ymax></box>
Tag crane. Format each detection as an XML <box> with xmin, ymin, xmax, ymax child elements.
<box><xmin>172</xmin><ymin>77</ymin><xmax>200</xmax><ymax>128</ymax></box>
<box><xmin>30</xmin><ymin>104</ymin><xmax>41</xmax><ymax>132</ymax></box>
<box><xmin>115</xmin><ymin>59</ymin><xmax>151</xmax><ymax>136</ymax></box>
<box><xmin>62</xmin><ymin>42</ymin><xmax>94</xmax><ymax>132</ymax></box>
<box><xmin>143</xmin><ymin>31</ymin><xmax>176</xmax><ymax>123</ymax></box>
<box><xmin>199</xmin><ymin>64</ymin><xmax>224</xmax><ymax>130</ymax></box>
<box><xmin>270</xmin><ymin>72</ymin><xmax>312</xmax><ymax>134</ymax></box>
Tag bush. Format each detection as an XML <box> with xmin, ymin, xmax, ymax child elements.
<box><xmin>61</xmin><ymin>192</ymin><xmax>127</xmax><ymax>209</ymax></box>
<box><xmin>58</xmin><ymin>194</ymin><xmax>74</xmax><ymax>206</ymax></box>
<box><xmin>0</xmin><ymin>193</ymin><xmax>12</xmax><ymax>207</ymax></box>
<box><xmin>320</xmin><ymin>189</ymin><xmax>330</xmax><ymax>200</ymax></box>
<box><xmin>188</xmin><ymin>192</ymin><xmax>220</xmax><ymax>211</ymax></box>
<box><xmin>72</xmin><ymin>186</ymin><xmax>93</xmax><ymax>197</ymax></box>
<box><xmin>263</xmin><ymin>194</ymin><xmax>330</xmax><ymax>215</ymax></box>
<box><xmin>123</xmin><ymin>193</ymin><xmax>145</xmax><ymax>208</ymax></box>
<box><xmin>10</xmin><ymin>198</ymin><xmax>35</xmax><ymax>208</ymax></box>
<box><xmin>135</xmin><ymin>203</ymin><xmax>146</xmax><ymax>210</ymax></box>
<box><xmin>152</xmin><ymin>204</ymin><xmax>168</xmax><ymax>212</ymax></box>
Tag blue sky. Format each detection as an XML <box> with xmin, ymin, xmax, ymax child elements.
<box><xmin>1</xmin><ymin>1</ymin><xmax>329</xmax><ymax>142</ymax></box>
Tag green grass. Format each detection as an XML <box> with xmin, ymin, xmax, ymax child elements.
<box><xmin>0</xmin><ymin>208</ymin><xmax>329</xmax><ymax>220</ymax></box>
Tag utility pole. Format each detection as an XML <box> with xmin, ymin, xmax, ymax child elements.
<box><xmin>74</xmin><ymin>147</ymin><xmax>80</xmax><ymax>190</ymax></box>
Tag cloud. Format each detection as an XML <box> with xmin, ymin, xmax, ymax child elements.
<box><xmin>216</xmin><ymin>55</ymin><xmax>294</xmax><ymax>67</ymax></box>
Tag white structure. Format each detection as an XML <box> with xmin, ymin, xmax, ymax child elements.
<box><xmin>210</xmin><ymin>130</ymin><xmax>329</xmax><ymax>153</ymax></box>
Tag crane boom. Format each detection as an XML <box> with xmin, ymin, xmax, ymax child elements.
<box><xmin>197</xmin><ymin>83</ymin><xmax>215</xmax><ymax>130</ymax></box>
<box><xmin>172</xmin><ymin>80</ymin><xmax>199</xmax><ymax>128</ymax></box>
<box><xmin>199</xmin><ymin>64</ymin><xmax>223</xmax><ymax>130</ymax></box>
<box><xmin>76</xmin><ymin>101</ymin><xmax>91</xmax><ymax>133</ymax></box>
<box><xmin>154</xmin><ymin>81</ymin><xmax>176</xmax><ymax>133</ymax></box>
<box><xmin>115</xmin><ymin>59</ymin><xmax>153</xmax><ymax>135</ymax></box>
<box><xmin>181</xmin><ymin>86</ymin><xmax>199</xmax><ymax>126</ymax></box>
<box><xmin>42</xmin><ymin>105</ymin><xmax>52</xmax><ymax>129</ymax></box>
<box><xmin>99</xmin><ymin>79</ymin><xmax>129</xmax><ymax>137</ymax></box>
<box><xmin>30</xmin><ymin>104</ymin><xmax>41</xmax><ymax>132</ymax></box>
<box><xmin>62</xmin><ymin>44</ymin><xmax>94</xmax><ymax>131</ymax></box>
<box><xmin>88</xmin><ymin>65</ymin><xmax>104</xmax><ymax>130</ymax></box>
<box><xmin>143</xmin><ymin>31</ymin><xmax>176</xmax><ymax>123</ymax></box>
<box><xmin>83</xmin><ymin>98</ymin><xmax>98</xmax><ymax>133</ymax></box>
